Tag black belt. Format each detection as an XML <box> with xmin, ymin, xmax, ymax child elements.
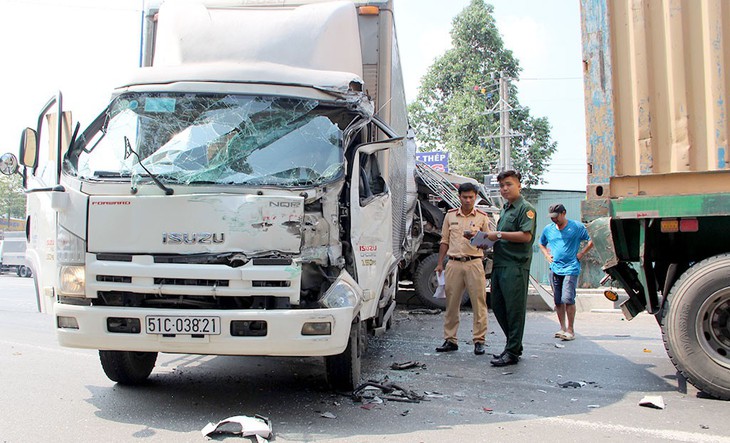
<box><xmin>449</xmin><ymin>256</ymin><xmax>481</xmax><ymax>262</ymax></box>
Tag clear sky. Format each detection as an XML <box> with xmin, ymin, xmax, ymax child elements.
<box><xmin>0</xmin><ymin>0</ymin><xmax>586</xmax><ymax>190</ymax></box>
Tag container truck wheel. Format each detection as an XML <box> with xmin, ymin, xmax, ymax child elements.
<box><xmin>325</xmin><ymin>321</ymin><xmax>362</xmax><ymax>391</ymax></box>
<box><xmin>18</xmin><ymin>266</ymin><xmax>30</xmax><ymax>278</ymax></box>
<box><xmin>413</xmin><ymin>253</ymin><xmax>469</xmax><ymax>310</ymax></box>
<box><xmin>662</xmin><ymin>254</ymin><xmax>730</xmax><ymax>400</ymax></box>
<box><xmin>99</xmin><ymin>351</ymin><xmax>158</xmax><ymax>385</ymax></box>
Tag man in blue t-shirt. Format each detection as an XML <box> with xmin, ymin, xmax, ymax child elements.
<box><xmin>539</xmin><ymin>204</ymin><xmax>593</xmax><ymax>341</ymax></box>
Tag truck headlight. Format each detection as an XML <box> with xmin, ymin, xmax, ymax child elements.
<box><xmin>319</xmin><ymin>272</ymin><xmax>362</xmax><ymax>309</ymax></box>
<box><xmin>57</xmin><ymin>225</ymin><xmax>86</xmax><ymax>297</ymax></box>
<box><xmin>59</xmin><ymin>266</ymin><xmax>86</xmax><ymax>296</ymax></box>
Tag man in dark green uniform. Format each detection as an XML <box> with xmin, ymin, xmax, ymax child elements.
<box><xmin>485</xmin><ymin>170</ymin><xmax>536</xmax><ymax>366</ymax></box>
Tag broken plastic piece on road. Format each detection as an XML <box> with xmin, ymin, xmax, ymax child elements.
<box><xmin>639</xmin><ymin>395</ymin><xmax>665</xmax><ymax>409</ymax></box>
<box><xmin>587</xmin><ymin>404</ymin><xmax>600</xmax><ymax>408</ymax></box>
<box><xmin>558</xmin><ymin>381</ymin><xmax>586</xmax><ymax>388</ymax></box>
<box><xmin>320</xmin><ymin>412</ymin><xmax>337</xmax><ymax>419</ymax></box>
<box><xmin>643</xmin><ymin>348</ymin><xmax>652</xmax><ymax>353</ymax></box>
<box><xmin>408</xmin><ymin>308</ymin><xmax>441</xmax><ymax>315</ymax></box>
<box><xmin>352</xmin><ymin>381</ymin><xmax>424</xmax><ymax>403</ymax></box>
<box><xmin>201</xmin><ymin>415</ymin><xmax>272</xmax><ymax>442</ymax></box>
<box><xmin>482</xmin><ymin>407</ymin><xmax>493</xmax><ymax>412</ymax></box>
<box><xmin>390</xmin><ymin>361</ymin><xmax>425</xmax><ymax>370</ymax></box>
<box><xmin>555</xmin><ymin>343</ymin><xmax>565</xmax><ymax>349</ymax></box>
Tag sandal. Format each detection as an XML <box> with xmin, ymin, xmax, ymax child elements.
<box><xmin>561</xmin><ymin>332</ymin><xmax>575</xmax><ymax>341</ymax></box>
<box><xmin>554</xmin><ymin>330</ymin><xmax>566</xmax><ymax>339</ymax></box>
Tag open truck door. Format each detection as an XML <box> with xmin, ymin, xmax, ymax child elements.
<box><xmin>15</xmin><ymin>93</ymin><xmax>73</xmax><ymax>313</ymax></box>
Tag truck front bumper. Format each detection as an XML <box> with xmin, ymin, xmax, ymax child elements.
<box><xmin>54</xmin><ymin>304</ymin><xmax>354</xmax><ymax>356</ymax></box>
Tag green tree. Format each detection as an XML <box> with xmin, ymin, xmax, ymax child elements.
<box><xmin>408</xmin><ymin>0</ymin><xmax>557</xmax><ymax>186</ymax></box>
<box><xmin>0</xmin><ymin>173</ymin><xmax>26</xmax><ymax>226</ymax></box>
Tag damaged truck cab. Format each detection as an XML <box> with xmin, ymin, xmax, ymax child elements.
<box><xmin>0</xmin><ymin>0</ymin><xmax>417</xmax><ymax>390</ymax></box>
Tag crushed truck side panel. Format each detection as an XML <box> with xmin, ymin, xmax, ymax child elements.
<box><xmin>581</xmin><ymin>0</ymin><xmax>730</xmax><ymax>399</ymax></box>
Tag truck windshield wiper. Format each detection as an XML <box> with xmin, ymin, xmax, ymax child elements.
<box><xmin>124</xmin><ymin>136</ymin><xmax>174</xmax><ymax>195</ymax></box>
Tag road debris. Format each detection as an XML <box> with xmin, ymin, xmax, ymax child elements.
<box><xmin>639</xmin><ymin>395</ymin><xmax>665</xmax><ymax>409</ymax></box>
<box><xmin>201</xmin><ymin>415</ymin><xmax>272</xmax><ymax>442</ymax></box>
<box><xmin>401</xmin><ymin>410</ymin><xmax>410</xmax><ymax>416</ymax></box>
<box><xmin>587</xmin><ymin>404</ymin><xmax>600</xmax><ymax>408</ymax></box>
<box><xmin>390</xmin><ymin>361</ymin><xmax>426</xmax><ymax>370</ymax></box>
<box><xmin>558</xmin><ymin>381</ymin><xmax>586</xmax><ymax>389</ymax></box>
<box><xmin>643</xmin><ymin>348</ymin><xmax>652</xmax><ymax>353</ymax></box>
<box><xmin>353</xmin><ymin>381</ymin><xmax>424</xmax><ymax>404</ymax></box>
<box><xmin>482</xmin><ymin>407</ymin><xmax>493</xmax><ymax>413</ymax></box>
<box><xmin>555</xmin><ymin>343</ymin><xmax>565</xmax><ymax>349</ymax></box>
<box><xmin>424</xmin><ymin>391</ymin><xmax>445</xmax><ymax>399</ymax></box>
<box><xmin>320</xmin><ymin>412</ymin><xmax>337</xmax><ymax>419</ymax></box>
<box><xmin>408</xmin><ymin>308</ymin><xmax>441</xmax><ymax>315</ymax></box>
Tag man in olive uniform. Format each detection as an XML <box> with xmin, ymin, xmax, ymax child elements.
<box><xmin>486</xmin><ymin>170</ymin><xmax>536</xmax><ymax>366</ymax></box>
<box><xmin>434</xmin><ymin>182</ymin><xmax>491</xmax><ymax>355</ymax></box>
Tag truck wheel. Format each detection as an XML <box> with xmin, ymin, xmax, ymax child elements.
<box><xmin>18</xmin><ymin>266</ymin><xmax>30</xmax><ymax>278</ymax></box>
<box><xmin>99</xmin><ymin>351</ymin><xmax>158</xmax><ymax>385</ymax></box>
<box><xmin>662</xmin><ymin>254</ymin><xmax>730</xmax><ymax>400</ymax></box>
<box><xmin>413</xmin><ymin>253</ymin><xmax>469</xmax><ymax>310</ymax></box>
<box><xmin>325</xmin><ymin>321</ymin><xmax>362</xmax><ymax>391</ymax></box>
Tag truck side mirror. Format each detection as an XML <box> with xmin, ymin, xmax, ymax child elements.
<box><xmin>19</xmin><ymin>127</ymin><xmax>39</xmax><ymax>169</ymax></box>
<box><xmin>0</xmin><ymin>152</ymin><xmax>19</xmax><ymax>175</ymax></box>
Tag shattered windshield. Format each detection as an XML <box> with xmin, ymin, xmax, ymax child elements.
<box><xmin>65</xmin><ymin>93</ymin><xmax>352</xmax><ymax>187</ymax></box>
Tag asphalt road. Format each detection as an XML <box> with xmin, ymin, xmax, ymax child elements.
<box><xmin>1</xmin><ymin>275</ymin><xmax>729</xmax><ymax>443</ymax></box>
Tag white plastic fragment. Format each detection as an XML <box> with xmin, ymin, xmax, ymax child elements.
<box><xmin>321</xmin><ymin>412</ymin><xmax>337</xmax><ymax>419</ymax></box>
<box><xmin>201</xmin><ymin>415</ymin><xmax>272</xmax><ymax>442</ymax></box>
<box><xmin>639</xmin><ymin>395</ymin><xmax>665</xmax><ymax>409</ymax></box>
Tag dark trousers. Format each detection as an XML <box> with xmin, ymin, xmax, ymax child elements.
<box><xmin>491</xmin><ymin>266</ymin><xmax>530</xmax><ymax>356</ymax></box>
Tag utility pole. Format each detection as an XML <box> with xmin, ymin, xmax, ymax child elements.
<box><xmin>481</xmin><ymin>71</ymin><xmax>519</xmax><ymax>173</ymax></box>
<box><xmin>498</xmin><ymin>71</ymin><xmax>512</xmax><ymax>171</ymax></box>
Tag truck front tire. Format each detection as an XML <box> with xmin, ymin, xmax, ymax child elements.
<box><xmin>662</xmin><ymin>254</ymin><xmax>730</xmax><ymax>400</ymax></box>
<box><xmin>99</xmin><ymin>351</ymin><xmax>158</xmax><ymax>385</ymax></box>
<box><xmin>325</xmin><ymin>321</ymin><xmax>362</xmax><ymax>391</ymax></box>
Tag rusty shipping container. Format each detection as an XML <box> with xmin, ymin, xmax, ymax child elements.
<box><xmin>580</xmin><ymin>0</ymin><xmax>730</xmax><ymax>400</ymax></box>
<box><xmin>582</xmin><ymin>0</ymin><xmax>730</xmax><ymax>199</ymax></box>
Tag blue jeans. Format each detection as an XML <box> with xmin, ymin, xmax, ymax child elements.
<box><xmin>550</xmin><ymin>271</ymin><xmax>578</xmax><ymax>305</ymax></box>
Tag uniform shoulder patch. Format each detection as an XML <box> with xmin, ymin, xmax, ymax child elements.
<box><xmin>526</xmin><ymin>210</ymin><xmax>535</xmax><ymax>220</ymax></box>
<box><xmin>475</xmin><ymin>209</ymin><xmax>488</xmax><ymax>215</ymax></box>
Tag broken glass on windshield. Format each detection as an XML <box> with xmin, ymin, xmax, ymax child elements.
<box><xmin>65</xmin><ymin>93</ymin><xmax>351</xmax><ymax>187</ymax></box>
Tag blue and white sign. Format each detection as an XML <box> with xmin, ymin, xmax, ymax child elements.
<box><xmin>416</xmin><ymin>151</ymin><xmax>449</xmax><ymax>172</ymax></box>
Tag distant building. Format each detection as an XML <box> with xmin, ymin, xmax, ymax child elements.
<box><xmin>1</xmin><ymin>215</ymin><xmax>26</xmax><ymax>233</ymax></box>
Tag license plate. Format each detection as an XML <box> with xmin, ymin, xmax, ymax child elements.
<box><xmin>145</xmin><ymin>316</ymin><xmax>221</xmax><ymax>335</ymax></box>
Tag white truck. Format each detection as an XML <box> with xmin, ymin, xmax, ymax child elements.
<box><xmin>0</xmin><ymin>231</ymin><xmax>32</xmax><ymax>278</ymax></box>
<box><xmin>0</xmin><ymin>0</ymin><xmax>418</xmax><ymax>390</ymax></box>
